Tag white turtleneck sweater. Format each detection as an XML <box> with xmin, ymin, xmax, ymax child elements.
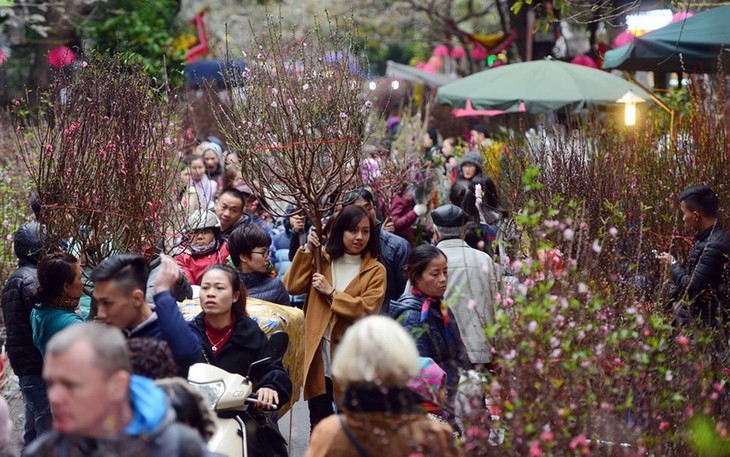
<box><xmin>322</xmin><ymin>253</ymin><xmax>363</xmax><ymax>376</ymax></box>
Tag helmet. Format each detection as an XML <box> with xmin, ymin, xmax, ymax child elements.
<box><xmin>187</xmin><ymin>210</ymin><xmax>221</xmax><ymax>232</ymax></box>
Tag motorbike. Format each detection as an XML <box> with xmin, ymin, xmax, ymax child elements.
<box><xmin>188</xmin><ymin>357</ymin><xmax>278</xmax><ymax>456</ymax></box>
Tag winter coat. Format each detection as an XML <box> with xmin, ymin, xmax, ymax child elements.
<box><xmin>127</xmin><ymin>291</ymin><xmax>202</xmax><ymax>374</ymax></box>
<box><xmin>31</xmin><ymin>306</ymin><xmax>84</xmax><ymax>356</ymax></box>
<box><xmin>306</xmin><ymin>387</ymin><xmax>463</xmax><ymax>457</ymax></box>
<box><xmin>191</xmin><ymin>305</ymin><xmax>293</xmax><ymax>407</ymax></box>
<box><xmin>437</xmin><ymin>238</ymin><xmax>499</xmax><ymax>364</ymax></box>
<box><xmin>1</xmin><ymin>223</ymin><xmax>44</xmax><ymax>376</ymax></box>
<box><xmin>283</xmin><ymin>249</ymin><xmax>386</xmax><ymax>401</ymax></box>
<box><xmin>389</xmin><ymin>193</ymin><xmax>418</xmax><ymax>245</ymax></box>
<box><xmin>389</xmin><ymin>293</ymin><xmax>470</xmax><ymax>399</ymax></box>
<box><xmin>23</xmin><ymin>375</ymin><xmax>212</xmax><ymax>457</ymax></box>
<box><xmin>220</xmin><ymin>214</ymin><xmax>252</xmax><ymax>241</ymax></box>
<box><xmin>238</xmin><ymin>271</ymin><xmax>291</xmax><ymax>306</ymax></box>
<box><xmin>378</xmin><ymin>228</ymin><xmax>411</xmax><ymax>314</ymax></box>
<box><xmin>670</xmin><ymin>223</ymin><xmax>730</xmax><ymax>325</ymax></box>
<box><xmin>174</xmin><ymin>241</ymin><xmax>230</xmax><ymax>286</ymax></box>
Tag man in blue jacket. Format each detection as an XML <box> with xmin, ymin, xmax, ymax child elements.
<box><xmin>23</xmin><ymin>322</ymin><xmax>211</xmax><ymax>456</ymax></box>
<box><xmin>91</xmin><ymin>254</ymin><xmax>201</xmax><ymax>374</ymax></box>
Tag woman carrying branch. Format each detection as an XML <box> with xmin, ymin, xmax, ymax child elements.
<box><xmin>283</xmin><ymin>205</ymin><xmax>386</xmax><ymax>432</ymax></box>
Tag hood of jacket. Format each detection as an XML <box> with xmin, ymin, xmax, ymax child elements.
<box><xmin>459</xmin><ymin>151</ymin><xmax>483</xmax><ymax>175</ymax></box>
<box><xmin>124</xmin><ymin>375</ymin><xmax>169</xmax><ymax>436</ymax></box>
<box><xmin>13</xmin><ymin>222</ymin><xmax>44</xmax><ymax>265</ymax></box>
<box><xmin>389</xmin><ymin>293</ymin><xmax>422</xmax><ymax>320</ymax></box>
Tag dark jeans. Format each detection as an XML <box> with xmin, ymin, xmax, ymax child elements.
<box><xmin>18</xmin><ymin>374</ymin><xmax>52</xmax><ymax>445</ymax></box>
<box><xmin>308</xmin><ymin>377</ymin><xmax>334</xmax><ymax>433</ymax></box>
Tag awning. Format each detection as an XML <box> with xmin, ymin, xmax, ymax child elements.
<box><xmin>385</xmin><ymin>60</ymin><xmax>458</xmax><ymax>87</ymax></box>
<box><xmin>603</xmin><ymin>5</ymin><xmax>730</xmax><ymax>73</ymax></box>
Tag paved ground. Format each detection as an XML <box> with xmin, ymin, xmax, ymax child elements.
<box><xmin>279</xmin><ymin>393</ymin><xmax>309</xmax><ymax>457</ymax></box>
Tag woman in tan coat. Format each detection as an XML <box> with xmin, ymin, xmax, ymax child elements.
<box><xmin>284</xmin><ymin>205</ymin><xmax>386</xmax><ymax>432</ymax></box>
<box><xmin>305</xmin><ymin>315</ymin><xmax>464</xmax><ymax>457</ymax></box>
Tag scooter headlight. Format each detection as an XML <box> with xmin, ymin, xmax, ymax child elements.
<box><xmin>189</xmin><ymin>380</ymin><xmax>226</xmax><ymax>409</ymax></box>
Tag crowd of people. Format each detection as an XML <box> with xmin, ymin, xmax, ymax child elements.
<box><xmin>2</xmin><ymin>122</ymin><xmax>727</xmax><ymax>456</ymax></box>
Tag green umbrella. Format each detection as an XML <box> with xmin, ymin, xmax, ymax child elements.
<box><xmin>436</xmin><ymin>58</ymin><xmax>651</xmax><ymax>114</ymax></box>
<box><xmin>603</xmin><ymin>6</ymin><xmax>730</xmax><ymax>73</ymax></box>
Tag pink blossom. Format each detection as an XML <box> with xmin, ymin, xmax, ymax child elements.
<box><xmin>659</xmin><ymin>421</ymin><xmax>670</xmax><ymax>432</ymax></box>
<box><xmin>339</xmin><ymin>112</ymin><xmax>348</xmax><ymax>119</ymax></box>
<box><xmin>609</xmin><ymin>226</ymin><xmax>618</xmax><ymax>237</ymax></box>
<box><xmin>302</xmin><ymin>83</ymin><xmax>310</xmax><ymax>91</ymax></box>
<box><xmin>364</xmin><ymin>100</ymin><xmax>372</xmax><ymax>108</ymax></box>
<box><xmin>563</xmin><ymin>228</ymin><xmax>574</xmax><ymax>240</ymax></box>
<box><xmin>677</xmin><ymin>335</ymin><xmax>689</xmax><ymax>346</ymax></box>
<box><xmin>539</xmin><ymin>430</ymin><xmax>554</xmax><ymax>441</ymax></box>
<box><xmin>569</xmin><ymin>434</ymin><xmax>589</xmax><ymax>451</ymax></box>
<box><xmin>467</xmin><ymin>299</ymin><xmax>476</xmax><ymax>310</ymax></box>
<box><xmin>529</xmin><ymin>440</ymin><xmax>543</xmax><ymax>457</ymax></box>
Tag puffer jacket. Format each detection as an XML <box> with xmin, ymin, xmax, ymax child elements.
<box><xmin>1</xmin><ymin>222</ymin><xmax>44</xmax><ymax>376</ymax></box>
<box><xmin>238</xmin><ymin>271</ymin><xmax>291</xmax><ymax>306</ymax></box>
<box><xmin>378</xmin><ymin>227</ymin><xmax>410</xmax><ymax>314</ymax></box>
<box><xmin>671</xmin><ymin>223</ymin><xmax>730</xmax><ymax>325</ymax></box>
<box><xmin>390</xmin><ymin>293</ymin><xmax>470</xmax><ymax>401</ymax></box>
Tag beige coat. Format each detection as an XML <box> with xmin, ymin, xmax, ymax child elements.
<box><xmin>283</xmin><ymin>249</ymin><xmax>386</xmax><ymax>400</ymax></box>
<box><xmin>305</xmin><ymin>411</ymin><xmax>465</xmax><ymax>457</ymax></box>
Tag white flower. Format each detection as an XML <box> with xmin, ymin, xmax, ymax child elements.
<box><xmin>527</xmin><ymin>320</ymin><xmax>538</xmax><ymax>333</ymax></box>
<box><xmin>592</xmin><ymin>240</ymin><xmax>602</xmax><ymax>254</ymax></box>
<box><xmin>563</xmin><ymin>228</ymin><xmax>574</xmax><ymax>241</ymax></box>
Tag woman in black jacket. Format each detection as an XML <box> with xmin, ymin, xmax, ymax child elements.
<box><xmin>190</xmin><ymin>264</ymin><xmax>292</xmax><ymax>456</ymax></box>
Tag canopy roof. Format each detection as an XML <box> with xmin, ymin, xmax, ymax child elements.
<box><xmin>603</xmin><ymin>6</ymin><xmax>730</xmax><ymax>73</ymax></box>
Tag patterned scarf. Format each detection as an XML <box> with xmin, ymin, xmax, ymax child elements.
<box><xmin>411</xmin><ymin>287</ymin><xmax>449</xmax><ymax>335</ymax></box>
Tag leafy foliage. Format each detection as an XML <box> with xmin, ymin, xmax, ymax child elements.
<box><xmin>82</xmin><ymin>0</ymin><xmax>185</xmax><ymax>88</ymax></box>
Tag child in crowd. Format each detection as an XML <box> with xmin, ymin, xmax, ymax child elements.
<box><xmin>174</xmin><ymin>210</ymin><xmax>229</xmax><ymax>286</ymax></box>
<box><xmin>188</xmin><ymin>156</ymin><xmax>217</xmax><ymax>210</ymax></box>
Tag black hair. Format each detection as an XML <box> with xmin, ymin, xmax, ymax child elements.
<box><xmin>404</xmin><ymin>244</ymin><xmax>447</xmax><ymax>285</ymax></box>
<box><xmin>156</xmin><ymin>379</ymin><xmax>215</xmax><ymax>441</ymax></box>
<box><xmin>35</xmin><ymin>251</ymin><xmax>79</xmax><ymax>305</ymax></box>
<box><xmin>200</xmin><ymin>264</ymin><xmax>247</xmax><ymax>316</ymax></box>
<box><xmin>29</xmin><ymin>193</ymin><xmax>42</xmax><ymax>220</ymax></box>
<box><xmin>326</xmin><ymin>205</ymin><xmax>380</xmax><ymax>260</ymax></box>
<box><xmin>228</xmin><ymin>223</ymin><xmax>271</xmax><ymax>268</ymax></box>
<box><xmin>218</xmin><ymin>187</ymin><xmax>246</xmax><ymax>207</ymax></box>
<box><xmin>343</xmin><ymin>187</ymin><xmax>374</xmax><ymax>206</ymax></box>
<box><xmin>90</xmin><ymin>253</ymin><xmax>150</xmax><ymax>294</ymax></box>
<box><xmin>680</xmin><ymin>185</ymin><xmax>719</xmax><ymax>217</ymax></box>
<box><xmin>449</xmin><ymin>180</ymin><xmax>481</xmax><ymax>224</ymax></box>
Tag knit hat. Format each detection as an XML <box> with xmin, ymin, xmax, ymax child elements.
<box><xmin>407</xmin><ymin>357</ymin><xmax>446</xmax><ymax>403</ymax></box>
<box><xmin>187</xmin><ymin>210</ymin><xmax>221</xmax><ymax>232</ymax></box>
<box><xmin>459</xmin><ymin>151</ymin><xmax>483</xmax><ymax>174</ymax></box>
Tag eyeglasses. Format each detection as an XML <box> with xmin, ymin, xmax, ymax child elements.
<box><xmin>252</xmin><ymin>249</ymin><xmax>270</xmax><ymax>257</ymax></box>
